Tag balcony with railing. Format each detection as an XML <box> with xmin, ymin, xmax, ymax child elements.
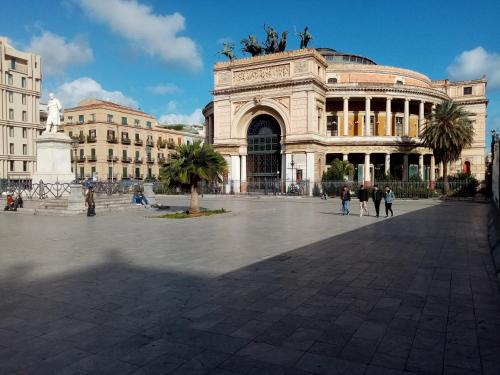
<box><xmin>146</xmin><ymin>157</ymin><xmax>155</xmax><ymax>164</ymax></box>
<box><xmin>77</xmin><ymin>156</ymin><xmax>86</xmax><ymax>163</ymax></box>
<box><xmin>134</xmin><ymin>139</ymin><xmax>143</xmax><ymax>146</ymax></box>
<box><xmin>121</xmin><ymin>138</ymin><xmax>131</xmax><ymax>145</ymax></box>
<box><xmin>158</xmin><ymin>156</ymin><xmax>166</xmax><ymax>164</ymax></box>
<box><xmin>146</xmin><ymin>139</ymin><xmax>155</xmax><ymax>147</ymax></box>
<box><xmin>86</xmin><ymin>135</ymin><xmax>97</xmax><ymax>143</ymax></box>
<box><xmin>122</xmin><ymin>156</ymin><xmax>132</xmax><ymax>163</ymax></box>
<box><xmin>88</xmin><ymin>155</ymin><xmax>97</xmax><ymax>162</ymax></box>
<box><xmin>107</xmin><ymin>155</ymin><xmax>119</xmax><ymax>162</ymax></box>
<box><xmin>157</xmin><ymin>139</ymin><xmax>167</xmax><ymax>149</ymax></box>
<box><xmin>78</xmin><ymin>135</ymin><xmax>85</xmax><ymax>144</ymax></box>
<box><xmin>134</xmin><ymin>157</ymin><xmax>143</xmax><ymax>163</ymax></box>
<box><xmin>167</xmin><ymin>142</ymin><xmax>176</xmax><ymax>150</ymax></box>
<box><xmin>134</xmin><ymin>174</ymin><xmax>144</xmax><ymax>180</ymax></box>
<box><xmin>107</xmin><ymin>136</ymin><xmax>118</xmax><ymax>144</ymax></box>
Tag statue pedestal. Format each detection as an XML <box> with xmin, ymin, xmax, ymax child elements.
<box><xmin>32</xmin><ymin>132</ymin><xmax>74</xmax><ymax>184</ymax></box>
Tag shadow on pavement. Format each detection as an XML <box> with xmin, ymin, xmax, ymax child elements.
<box><xmin>1</xmin><ymin>202</ymin><xmax>500</xmax><ymax>374</ymax></box>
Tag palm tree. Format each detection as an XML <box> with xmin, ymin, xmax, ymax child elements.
<box><xmin>161</xmin><ymin>141</ymin><xmax>227</xmax><ymax>214</ymax></box>
<box><xmin>322</xmin><ymin>158</ymin><xmax>355</xmax><ymax>181</ymax></box>
<box><xmin>421</xmin><ymin>100</ymin><xmax>474</xmax><ymax>194</ymax></box>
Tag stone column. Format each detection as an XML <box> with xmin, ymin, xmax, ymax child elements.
<box><xmin>365</xmin><ymin>97</ymin><xmax>371</xmax><ymax>136</ymax></box>
<box><xmin>403</xmin><ymin>154</ymin><xmax>409</xmax><ymax>182</ymax></box>
<box><xmin>343</xmin><ymin>97</ymin><xmax>349</xmax><ymax>136</ymax></box>
<box><xmin>404</xmin><ymin>99</ymin><xmax>410</xmax><ymax>136</ymax></box>
<box><xmin>230</xmin><ymin>155</ymin><xmax>241</xmax><ymax>193</ymax></box>
<box><xmin>418</xmin><ymin>154</ymin><xmax>424</xmax><ymax>180</ymax></box>
<box><xmin>438</xmin><ymin>162</ymin><xmax>443</xmax><ymax>178</ymax></box>
<box><xmin>430</xmin><ymin>155</ymin><xmax>436</xmax><ymax>188</ymax></box>
<box><xmin>240</xmin><ymin>154</ymin><xmax>247</xmax><ymax>193</ymax></box>
<box><xmin>418</xmin><ymin>101</ymin><xmax>425</xmax><ymax>137</ymax></box>
<box><xmin>364</xmin><ymin>153</ymin><xmax>371</xmax><ymax>186</ymax></box>
<box><xmin>342</xmin><ymin>153</ymin><xmax>348</xmax><ymax>161</ymax></box>
<box><xmin>385</xmin><ymin>153</ymin><xmax>391</xmax><ymax>176</ymax></box>
<box><xmin>385</xmin><ymin>98</ymin><xmax>392</xmax><ymax>136</ymax></box>
<box><xmin>306</xmin><ymin>152</ymin><xmax>315</xmax><ymax>196</ymax></box>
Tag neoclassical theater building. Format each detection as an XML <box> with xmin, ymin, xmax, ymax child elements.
<box><xmin>203</xmin><ymin>48</ymin><xmax>487</xmax><ymax>193</ymax></box>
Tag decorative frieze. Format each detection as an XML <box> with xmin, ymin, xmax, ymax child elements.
<box><xmin>233</xmin><ymin>64</ymin><xmax>290</xmax><ymax>84</ymax></box>
<box><xmin>217</xmin><ymin>71</ymin><xmax>231</xmax><ymax>85</ymax></box>
<box><xmin>293</xmin><ymin>61</ymin><xmax>308</xmax><ymax>75</ymax></box>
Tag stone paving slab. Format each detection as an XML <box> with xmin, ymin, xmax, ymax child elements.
<box><xmin>0</xmin><ymin>198</ymin><xmax>499</xmax><ymax>374</ymax></box>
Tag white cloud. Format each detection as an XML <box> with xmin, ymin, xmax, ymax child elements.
<box><xmin>27</xmin><ymin>31</ymin><xmax>93</xmax><ymax>75</ymax></box>
<box><xmin>147</xmin><ymin>83</ymin><xmax>179</xmax><ymax>95</ymax></box>
<box><xmin>159</xmin><ymin>108</ymin><xmax>204</xmax><ymax>125</ymax></box>
<box><xmin>78</xmin><ymin>0</ymin><xmax>202</xmax><ymax>70</ymax></box>
<box><xmin>447</xmin><ymin>47</ymin><xmax>500</xmax><ymax>89</ymax></box>
<box><xmin>166</xmin><ymin>100</ymin><xmax>177</xmax><ymax>112</ymax></box>
<box><xmin>51</xmin><ymin>77</ymin><xmax>138</xmax><ymax>108</ymax></box>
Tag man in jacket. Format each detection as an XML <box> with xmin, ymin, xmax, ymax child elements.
<box><xmin>358</xmin><ymin>185</ymin><xmax>369</xmax><ymax>217</ymax></box>
<box><xmin>384</xmin><ymin>186</ymin><xmax>395</xmax><ymax>217</ymax></box>
<box><xmin>85</xmin><ymin>186</ymin><xmax>96</xmax><ymax>217</ymax></box>
<box><xmin>372</xmin><ymin>185</ymin><xmax>383</xmax><ymax>218</ymax></box>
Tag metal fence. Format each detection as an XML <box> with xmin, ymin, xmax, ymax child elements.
<box><xmin>319</xmin><ymin>179</ymin><xmax>479</xmax><ymax>199</ymax></box>
<box><xmin>0</xmin><ymin>180</ymin><xmax>71</xmax><ymax>199</ymax></box>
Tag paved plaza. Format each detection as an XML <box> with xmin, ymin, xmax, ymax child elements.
<box><xmin>1</xmin><ymin>197</ymin><xmax>500</xmax><ymax>374</ymax></box>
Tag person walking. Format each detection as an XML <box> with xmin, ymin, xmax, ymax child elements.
<box><xmin>372</xmin><ymin>185</ymin><xmax>383</xmax><ymax>218</ymax></box>
<box><xmin>384</xmin><ymin>186</ymin><xmax>395</xmax><ymax>217</ymax></box>
<box><xmin>340</xmin><ymin>185</ymin><xmax>351</xmax><ymax>215</ymax></box>
<box><xmin>358</xmin><ymin>185</ymin><xmax>369</xmax><ymax>217</ymax></box>
<box><xmin>85</xmin><ymin>186</ymin><xmax>96</xmax><ymax>217</ymax></box>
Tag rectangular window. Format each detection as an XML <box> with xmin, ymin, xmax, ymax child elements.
<box><xmin>79</xmin><ymin>167</ymin><xmax>84</xmax><ymax>178</ymax></box>
<box><xmin>91</xmin><ymin>166</ymin><xmax>96</xmax><ymax>176</ymax></box>
<box><xmin>146</xmin><ymin>121</ymin><xmax>152</xmax><ymax>128</ymax></box>
<box><xmin>23</xmin><ymin>161</ymin><xmax>27</xmax><ymax>172</ymax></box>
<box><xmin>395</xmin><ymin>116</ymin><xmax>404</xmax><ymax>136</ymax></box>
<box><xmin>364</xmin><ymin>115</ymin><xmax>375</xmax><ymax>135</ymax></box>
<box><xmin>108</xmin><ymin>167</ymin><xmax>113</xmax><ymax>179</ymax></box>
<box><xmin>22</xmin><ymin>94</ymin><xmax>26</xmax><ymax>105</ymax></box>
<box><xmin>9</xmin><ymin>126</ymin><xmax>14</xmax><ymax>137</ymax></box>
<box><xmin>8</xmin><ymin>91</ymin><xmax>13</xmax><ymax>103</ymax></box>
<box><xmin>463</xmin><ymin>86</ymin><xmax>472</xmax><ymax>95</ymax></box>
<box><xmin>91</xmin><ymin>148</ymin><xmax>96</xmax><ymax>158</ymax></box>
<box><xmin>7</xmin><ymin>73</ymin><xmax>13</xmax><ymax>85</ymax></box>
<box><xmin>78</xmin><ymin>115</ymin><xmax>84</xmax><ymax>124</ymax></box>
<box><xmin>22</xmin><ymin>111</ymin><xmax>27</xmax><ymax>122</ymax></box>
<box><xmin>327</xmin><ymin>115</ymin><xmax>339</xmax><ymax>136</ymax></box>
<box><xmin>135</xmin><ymin>167</ymin><xmax>140</xmax><ymax>178</ymax></box>
<box><xmin>23</xmin><ymin>144</ymin><xmax>27</xmax><ymax>155</ymax></box>
<box><xmin>135</xmin><ymin>133</ymin><xmax>140</xmax><ymax>141</ymax></box>
<box><xmin>9</xmin><ymin>143</ymin><xmax>14</xmax><ymax>154</ymax></box>
<box><xmin>21</xmin><ymin>77</ymin><xmax>26</xmax><ymax>88</ymax></box>
<box><xmin>122</xmin><ymin>150</ymin><xmax>127</xmax><ymax>159</ymax></box>
<box><xmin>22</xmin><ymin>128</ymin><xmax>27</xmax><ymax>138</ymax></box>
<box><xmin>10</xmin><ymin>59</ymin><xmax>15</xmax><ymax>69</ymax></box>
<box><xmin>108</xmin><ymin>149</ymin><xmax>113</xmax><ymax>157</ymax></box>
<box><xmin>134</xmin><ymin>119</ymin><xmax>140</xmax><ymax>126</ymax></box>
<box><xmin>121</xmin><ymin>117</ymin><xmax>127</xmax><ymax>125</ymax></box>
<box><xmin>89</xmin><ymin>114</ymin><xmax>95</xmax><ymax>122</ymax></box>
<box><xmin>9</xmin><ymin>160</ymin><xmax>14</xmax><ymax>171</ymax></box>
<box><xmin>135</xmin><ymin>150</ymin><xmax>140</xmax><ymax>158</ymax></box>
<box><xmin>79</xmin><ymin>149</ymin><xmax>84</xmax><ymax>158</ymax></box>
<box><xmin>69</xmin><ymin>131</ymin><xmax>73</xmax><ymax>138</ymax></box>
<box><xmin>122</xmin><ymin>167</ymin><xmax>128</xmax><ymax>179</ymax></box>
<box><xmin>67</xmin><ymin>116</ymin><xmax>73</xmax><ymax>124</ymax></box>
<box><xmin>107</xmin><ymin>114</ymin><xmax>114</xmax><ymax>123</ymax></box>
<box><xmin>9</xmin><ymin>109</ymin><xmax>14</xmax><ymax>120</ymax></box>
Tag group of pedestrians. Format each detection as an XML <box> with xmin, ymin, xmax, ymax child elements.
<box><xmin>3</xmin><ymin>192</ymin><xmax>23</xmax><ymax>211</ymax></box>
<box><xmin>340</xmin><ymin>184</ymin><xmax>395</xmax><ymax>217</ymax></box>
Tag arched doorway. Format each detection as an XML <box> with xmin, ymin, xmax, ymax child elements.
<box><xmin>247</xmin><ymin>114</ymin><xmax>281</xmax><ymax>192</ymax></box>
<box><xmin>463</xmin><ymin>161</ymin><xmax>471</xmax><ymax>175</ymax></box>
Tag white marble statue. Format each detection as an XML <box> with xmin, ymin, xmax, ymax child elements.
<box><xmin>44</xmin><ymin>93</ymin><xmax>63</xmax><ymax>134</ymax></box>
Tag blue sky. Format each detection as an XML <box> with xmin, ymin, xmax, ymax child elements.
<box><xmin>1</xmin><ymin>0</ymin><xmax>499</xmax><ymax>135</ymax></box>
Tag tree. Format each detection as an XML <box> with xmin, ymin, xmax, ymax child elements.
<box><xmin>421</xmin><ymin>100</ymin><xmax>474</xmax><ymax>194</ymax></box>
<box><xmin>161</xmin><ymin>141</ymin><xmax>227</xmax><ymax>214</ymax></box>
<box><xmin>322</xmin><ymin>159</ymin><xmax>355</xmax><ymax>181</ymax></box>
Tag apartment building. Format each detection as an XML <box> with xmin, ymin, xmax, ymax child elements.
<box><xmin>0</xmin><ymin>37</ymin><xmax>42</xmax><ymax>181</ymax></box>
<box><xmin>63</xmin><ymin>99</ymin><xmax>186</xmax><ymax>181</ymax></box>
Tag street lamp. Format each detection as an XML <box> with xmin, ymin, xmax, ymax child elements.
<box><xmin>290</xmin><ymin>154</ymin><xmax>295</xmax><ymax>185</ymax></box>
<box><xmin>71</xmin><ymin>139</ymin><xmax>79</xmax><ymax>183</ymax></box>
<box><xmin>146</xmin><ymin>145</ymin><xmax>152</xmax><ymax>180</ymax></box>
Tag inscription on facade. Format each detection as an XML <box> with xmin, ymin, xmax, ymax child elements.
<box><xmin>293</xmin><ymin>60</ymin><xmax>308</xmax><ymax>74</ymax></box>
<box><xmin>233</xmin><ymin>64</ymin><xmax>290</xmax><ymax>84</ymax></box>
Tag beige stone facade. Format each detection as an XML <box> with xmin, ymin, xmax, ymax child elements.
<box><xmin>203</xmin><ymin>48</ymin><xmax>488</xmax><ymax>192</ymax></box>
<box><xmin>0</xmin><ymin>37</ymin><xmax>42</xmax><ymax>181</ymax></box>
<box><xmin>63</xmin><ymin>99</ymin><xmax>186</xmax><ymax>181</ymax></box>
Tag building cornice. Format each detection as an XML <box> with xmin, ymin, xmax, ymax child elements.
<box><xmin>326</xmin><ymin>84</ymin><xmax>449</xmax><ymax>101</ymax></box>
<box><xmin>213</xmin><ymin>78</ymin><xmax>327</xmax><ymax>96</ymax></box>
<box><xmin>453</xmin><ymin>98</ymin><xmax>489</xmax><ymax>106</ymax></box>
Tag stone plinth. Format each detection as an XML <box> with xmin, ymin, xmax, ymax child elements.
<box><xmin>32</xmin><ymin>132</ymin><xmax>74</xmax><ymax>184</ymax></box>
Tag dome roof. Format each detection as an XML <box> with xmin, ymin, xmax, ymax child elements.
<box><xmin>316</xmin><ymin>47</ymin><xmax>376</xmax><ymax>65</ymax></box>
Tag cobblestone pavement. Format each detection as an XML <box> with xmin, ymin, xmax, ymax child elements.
<box><xmin>0</xmin><ymin>197</ymin><xmax>499</xmax><ymax>374</ymax></box>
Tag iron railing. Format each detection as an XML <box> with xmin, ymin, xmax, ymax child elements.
<box><xmin>0</xmin><ymin>180</ymin><xmax>71</xmax><ymax>199</ymax></box>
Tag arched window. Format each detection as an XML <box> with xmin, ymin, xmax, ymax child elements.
<box><xmin>327</xmin><ymin>77</ymin><xmax>338</xmax><ymax>84</ymax></box>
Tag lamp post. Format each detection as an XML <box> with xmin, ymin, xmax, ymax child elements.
<box><xmin>146</xmin><ymin>145</ymin><xmax>152</xmax><ymax>180</ymax></box>
<box><xmin>71</xmin><ymin>139</ymin><xmax>79</xmax><ymax>183</ymax></box>
<box><xmin>290</xmin><ymin>154</ymin><xmax>295</xmax><ymax>185</ymax></box>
